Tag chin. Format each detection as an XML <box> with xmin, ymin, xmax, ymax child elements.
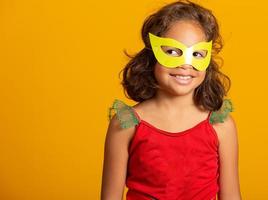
<box><xmin>164</xmin><ymin>86</ymin><xmax>196</xmax><ymax>97</ymax></box>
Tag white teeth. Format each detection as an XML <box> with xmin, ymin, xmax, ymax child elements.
<box><xmin>175</xmin><ymin>75</ymin><xmax>192</xmax><ymax>80</ymax></box>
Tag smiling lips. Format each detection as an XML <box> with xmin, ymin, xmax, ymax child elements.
<box><xmin>170</xmin><ymin>73</ymin><xmax>194</xmax><ymax>85</ymax></box>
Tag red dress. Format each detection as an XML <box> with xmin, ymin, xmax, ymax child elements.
<box><xmin>125</xmin><ymin>110</ymin><xmax>219</xmax><ymax>200</ymax></box>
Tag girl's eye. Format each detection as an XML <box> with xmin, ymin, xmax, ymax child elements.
<box><xmin>161</xmin><ymin>46</ymin><xmax>183</xmax><ymax>57</ymax></box>
<box><xmin>193</xmin><ymin>51</ymin><xmax>207</xmax><ymax>58</ymax></box>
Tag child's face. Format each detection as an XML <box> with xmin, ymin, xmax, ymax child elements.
<box><xmin>154</xmin><ymin>20</ymin><xmax>207</xmax><ymax>97</ymax></box>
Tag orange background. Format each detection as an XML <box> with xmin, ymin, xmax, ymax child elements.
<box><xmin>0</xmin><ymin>0</ymin><xmax>267</xmax><ymax>199</ymax></box>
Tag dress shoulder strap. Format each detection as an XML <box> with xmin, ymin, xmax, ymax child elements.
<box><xmin>209</xmin><ymin>99</ymin><xmax>234</xmax><ymax>124</ymax></box>
<box><xmin>108</xmin><ymin>99</ymin><xmax>140</xmax><ymax>129</ymax></box>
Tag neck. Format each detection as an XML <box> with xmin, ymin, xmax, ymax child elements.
<box><xmin>154</xmin><ymin>90</ymin><xmax>196</xmax><ymax>113</ymax></box>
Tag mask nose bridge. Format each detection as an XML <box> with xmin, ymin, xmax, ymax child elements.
<box><xmin>183</xmin><ymin>46</ymin><xmax>194</xmax><ymax>66</ymax></box>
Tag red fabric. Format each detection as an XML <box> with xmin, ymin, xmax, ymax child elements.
<box><xmin>125</xmin><ymin>111</ymin><xmax>219</xmax><ymax>200</ymax></box>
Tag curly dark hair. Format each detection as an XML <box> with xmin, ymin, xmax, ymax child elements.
<box><xmin>120</xmin><ymin>0</ymin><xmax>230</xmax><ymax>111</ymax></box>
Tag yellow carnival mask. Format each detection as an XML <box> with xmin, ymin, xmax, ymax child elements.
<box><xmin>149</xmin><ymin>33</ymin><xmax>212</xmax><ymax>71</ymax></box>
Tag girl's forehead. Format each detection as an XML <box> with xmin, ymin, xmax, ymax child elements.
<box><xmin>163</xmin><ymin>20</ymin><xmax>207</xmax><ymax>46</ymax></box>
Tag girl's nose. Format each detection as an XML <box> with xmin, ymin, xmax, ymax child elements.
<box><xmin>177</xmin><ymin>64</ymin><xmax>194</xmax><ymax>70</ymax></box>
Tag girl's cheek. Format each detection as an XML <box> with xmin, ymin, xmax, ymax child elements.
<box><xmin>194</xmin><ymin>71</ymin><xmax>206</xmax><ymax>86</ymax></box>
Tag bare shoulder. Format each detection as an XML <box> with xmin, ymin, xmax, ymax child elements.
<box><xmin>212</xmin><ymin>114</ymin><xmax>238</xmax><ymax>144</ymax></box>
<box><xmin>132</xmin><ymin>99</ymin><xmax>155</xmax><ymax>118</ymax></box>
<box><xmin>106</xmin><ymin>115</ymin><xmax>136</xmax><ymax>143</ymax></box>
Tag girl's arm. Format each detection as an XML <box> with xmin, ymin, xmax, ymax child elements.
<box><xmin>101</xmin><ymin>116</ymin><xmax>135</xmax><ymax>200</ymax></box>
<box><xmin>213</xmin><ymin>115</ymin><xmax>242</xmax><ymax>200</ymax></box>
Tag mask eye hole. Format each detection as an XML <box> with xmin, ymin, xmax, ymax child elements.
<box><xmin>192</xmin><ymin>50</ymin><xmax>207</xmax><ymax>59</ymax></box>
<box><xmin>161</xmin><ymin>46</ymin><xmax>183</xmax><ymax>57</ymax></box>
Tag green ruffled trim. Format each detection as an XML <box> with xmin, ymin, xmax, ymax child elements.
<box><xmin>108</xmin><ymin>99</ymin><xmax>139</xmax><ymax>129</ymax></box>
<box><xmin>209</xmin><ymin>99</ymin><xmax>234</xmax><ymax>124</ymax></box>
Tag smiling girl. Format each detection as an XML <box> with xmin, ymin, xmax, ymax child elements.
<box><xmin>101</xmin><ymin>1</ymin><xmax>242</xmax><ymax>199</ymax></box>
